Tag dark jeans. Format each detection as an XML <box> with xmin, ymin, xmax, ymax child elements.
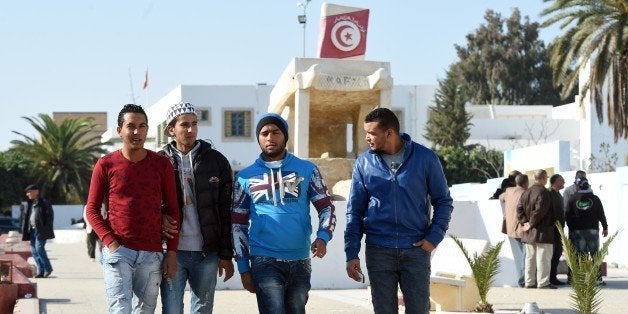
<box><xmin>568</xmin><ymin>229</ymin><xmax>602</xmax><ymax>281</ymax></box>
<box><xmin>365</xmin><ymin>244</ymin><xmax>431</xmax><ymax>314</ymax></box>
<box><xmin>250</xmin><ymin>256</ymin><xmax>311</xmax><ymax>314</ymax></box>
<box><xmin>550</xmin><ymin>232</ymin><xmax>563</xmax><ymax>281</ymax></box>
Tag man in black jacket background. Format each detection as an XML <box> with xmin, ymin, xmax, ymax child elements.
<box><xmin>566</xmin><ymin>178</ymin><xmax>608</xmax><ymax>285</ymax></box>
<box><xmin>159</xmin><ymin>102</ymin><xmax>234</xmax><ymax>313</ymax></box>
<box><xmin>21</xmin><ymin>184</ymin><xmax>55</xmax><ymax>278</ymax></box>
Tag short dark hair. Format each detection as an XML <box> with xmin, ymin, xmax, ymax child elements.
<box><xmin>364</xmin><ymin>108</ymin><xmax>400</xmax><ymax>133</ymax></box>
<box><xmin>117</xmin><ymin>104</ymin><xmax>148</xmax><ymax>127</ymax></box>
<box><xmin>515</xmin><ymin>174</ymin><xmax>528</xmax><ymax>187</ymax></box>
<box><xmin>575</xmin><ymin>170</ymin><xmax>586</xmax><ymax>180</ymax></box>
<box><xmin>549</xmin><ymin>174</ymin><xmax>563</xmax><ymax>185</ymax></box>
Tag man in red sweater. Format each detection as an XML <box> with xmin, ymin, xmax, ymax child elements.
<box><xmin>86</xmin><ymin>104</ymin><xmax>180</xmax><ymax>313</ymax></box>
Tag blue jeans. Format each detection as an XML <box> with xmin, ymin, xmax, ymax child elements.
<box><xmin>101</xmin><ymin>245</ymin><xmax>164</xmax><ymax>314</ymax></box>
<box><xmin>509</xmin><ymin>237</ymin><xmax>526</xmax><ymax>286</ymax></box>
<box><xmin>365</xmin><ymin>244</ymin><xmax>431</xmax><ymax>314</ymax></box>
<box><xmin>29</xmin><ymin>229</ymin><xmax>52</xmax><ymax>275</ymax></box>
<box><xmin>250</xmin><ymin>256</ymin><xmax>311</xmax><ymax>314</ymax></box>
<box><xmin>160</xmin><ymin>251</ymin><xmax>219</xmax><ymax>314</ymax></box>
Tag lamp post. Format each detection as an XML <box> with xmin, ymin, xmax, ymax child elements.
<box><xmin>297</xmin><ymin>0</ymin><xmax>311</xmax><ymax>57</ymax></box>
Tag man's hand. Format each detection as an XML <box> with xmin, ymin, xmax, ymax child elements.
<box><xmin>310</xmin><ymin>238</ymin><xmax>327</xmax><ymax>258</ymax></box>
<box><xmin>240</xmin><ymin>272</ymin><xmax>255</xmax><ymax>293</ymax></box>
<box><xmin>218</xmin><ymin>259</ymin><xmax>234</xmax><ymax>282</ymax></box>
<box><xmin>413</xmin><ymin>239</ymin><xmax>436</xmax><ymax>253</ymax></box>
<box><xmin>162</xmin><ymin>214</ymin><xmax>178</xmax><ymax>239</ymax></box>
<box><xmin>603</xmin><ymin>229</ymin><xmax>609</xmax><ymax>237</ymax></box>
<box><xmin>162</xmin><ymin>251</ymin><xmax>177</xmax><ymax>279</ymax></box>
<box><xmin>346</xmin><ymin>259</ymin><xmax>364</xmax><ymax>282</ymax></box>
<box><xmin>107</xmin><ymin>240</ymin><xmax>121</xmax><ymax>253</ymax></box>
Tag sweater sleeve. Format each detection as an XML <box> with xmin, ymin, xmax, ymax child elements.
<box><xmin>86</xmin><ymin>158</ymin><xmax>115</xmax><ymax>246</ymax></box>
<box><xmin>308</xmin><ymin>166</ymin><xmax>335</xmax><ymax>244</ymax></box>
<box><xmin>162</xmin><ymin>159</ymin><xmax>180</xmax><ymax>252</ymax></box>
<box><xmin>231</xmin><ymin>177</ymin><xmax>252</xmax><ymax>273</ymax></box>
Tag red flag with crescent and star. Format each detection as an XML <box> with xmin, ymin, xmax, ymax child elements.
<box><xmin>317</xmin><ymin>3</ymin><xmax>369</xmax><ymax>59</ymax></box>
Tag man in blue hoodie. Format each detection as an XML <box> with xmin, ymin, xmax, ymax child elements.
<box><xmin>231</xmin><ymin>113</ymin><xmax>336</xmax><ymax>314</ymax></box>
<box><xmin>345</xmin><ymin>108</ymin><xmax>453</xmax><ymax>313</ymax></box>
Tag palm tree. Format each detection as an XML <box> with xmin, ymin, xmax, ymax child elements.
<box><xmin>451</xmin><ymin>235</ymin><xmax>504</xmax><ymax>313</ymax></box>
<box><xmin>11</xmin><ymin>114</ymin><xmax>108</xmax><ymax>204</ymax></box>
<box><xmin>541</xmin><ymin>0</ymin><xmax>628</xmax><ymax>141</ymax></box>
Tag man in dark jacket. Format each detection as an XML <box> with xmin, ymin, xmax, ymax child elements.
<box><xmin>517</xmin><ymin>169</ymin><xmax>556</xmax><ymax>289</ymax></box>
<box><xmin>548</xmin><ymin>174</ymin><xmax>566</xmax><ymax>285</ymax></box>
<box><xmin>159</xmin><ymin>102</ymin><xmax>234</xmax><ymax>313</ymax></box>
<box><xmin>21</xmin><ymin>184</ymin><xmax>55</xmax><ymax>278</ymax></box>
<box><xmin>345</xmin><ymin>108</ymin><xmax>453</xmax><ymax>313</ymax></box>
<box><xmin>566</xmin><ymin>178</ymin><xmax>608</xmax><ymax>285</ymax></box>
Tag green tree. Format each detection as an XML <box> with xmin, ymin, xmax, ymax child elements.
<box><xmin>11</xmin><ymin>114</ymin><xmax>108</xmax><ymax>204</ymax></box>
<box><xmin>425</xmin><ymin>68</ymin><xmax>472</xmax><ymax>148</ymax></box>
<box><xmin>437</xmin><ymin>145</ymin><xmax>504</xmax><ymax>185</ymax></box>
<box><xmin>0</xmin><ymin>149</ymin><xmax>33</xmax><ymax>212</ymax></box>
<box><xmin>541</xmin><ymin>0</ymin><xmax>628</xmax><ymax>141</ymax></box>
<box><xmin>453</xmin><ymin>8</ymin><xmax>562</xmax><ymax>106</ymax></box>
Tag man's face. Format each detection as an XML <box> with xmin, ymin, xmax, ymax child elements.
<box><xmin>554</xmin><ymin>177</ymin><xmax>565</xmax><ymax>190</ymax></box>
<box><xmin>26</xmin><ymin>189</ymin><xmax>38</xmax><ymax>200</ymax></box>
<box><xmin>168</xmin><ymin>114</ymin><xmax>198</xmax><ymax>147</ymax></box>
<box><xmin>364</xmin><ymin>121</ymin><xmax>390</xmax><ymax>153</ymax></box>
<box><xmin>117</xmin><ymin>112</ymin><xmax>148</xmax><ymax>150</ymax></box>
<box><xmin>258</xmin><ymin>124</ymin><xmax>286</xmax><ymax>160</ymax></box>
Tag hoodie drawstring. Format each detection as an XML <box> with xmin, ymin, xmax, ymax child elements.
<box><xmin>268</xmin><ymin>167</ymin><xmax>285</xmax><ymax>206</ymax></box>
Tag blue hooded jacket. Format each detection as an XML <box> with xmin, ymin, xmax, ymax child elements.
<box><xmin>232</xmin><ymin>152</ymin><xmax>336</xmax><ymax>273</ymax></box>
<box><xmin>344</xmin><ymin>133</ymin><xmax>453</xmax><ymax>261</ymax></box>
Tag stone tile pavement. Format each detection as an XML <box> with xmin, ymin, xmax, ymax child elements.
<box><xmin>30</xmin><ymin>241</ymin><xmax>628</xmax><ymax>313</ymax></box>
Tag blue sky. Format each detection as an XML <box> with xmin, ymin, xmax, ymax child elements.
<box><xmin>0</xmin><ymin>1</ymin><xmax>560</xmax><ymax>151</ymax></box>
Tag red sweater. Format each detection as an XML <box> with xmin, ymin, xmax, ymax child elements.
<box><xmin>86</xmin><ymin>150</ymin><xmax>179</xmax><ymax>252</ymax></box>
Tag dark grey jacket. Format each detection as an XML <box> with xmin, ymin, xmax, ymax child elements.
<box><xmin>21</xmin><ymin>197</ymin><xmax>55</xmax><ymax>241</ymax></box>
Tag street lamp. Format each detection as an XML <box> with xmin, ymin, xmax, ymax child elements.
<box><xmin>297</xmin><ymin>0</ymin><xmax>311</xmax><ymax>57</ymax></box>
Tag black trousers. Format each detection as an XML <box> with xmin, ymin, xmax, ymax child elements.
<box><xmin>550</xmin><ymin>233</ymin><xmax>563</xmax><ymax>281</ymax></box>
<box><xmin>86</xmin><ymin>230</ymin><xmax>101</xmax><ymax>259</ymax></box>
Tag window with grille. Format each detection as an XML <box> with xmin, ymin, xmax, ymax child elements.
<box><xmin>224</xmin><ymin>110</ymin><xmax>252</xmax><ymax>138</ymax></box>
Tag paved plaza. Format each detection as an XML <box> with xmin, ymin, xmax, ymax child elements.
<box><xmin>30</xmin><ymin>241</ymin><xmax>628</xmax><ymax>314</ymax></box>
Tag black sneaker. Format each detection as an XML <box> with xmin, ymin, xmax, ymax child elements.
<box><xmin>550</xmin><ymin>279</ymin><xmax>566</xmax><ymax>286</ymax></box>
<box><xmin>35</xmin><ymin>274</ymin><xmax>44</xmax><ymax>278</ymax></box>
<box><xmin>43</xmin><ymin>270</ymin><xmax>52</xmax><ymax>278</ymax></box>
<box><xmin>524</xmin><ymin>285</ymin><xmax>537</xmax><ymax>289</ymax></box>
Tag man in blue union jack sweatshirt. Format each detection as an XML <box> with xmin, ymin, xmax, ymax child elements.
<box><xmin>231</xmin><ymin>113</ymin><xmax>336</xmax><ymax>314</ymax></box>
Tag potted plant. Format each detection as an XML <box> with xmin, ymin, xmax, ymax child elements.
<box><xmin>451</xmin><ymin>235</ymin><xmax>504</xmax><ymax>313</ymax></box>
<box><xmin>556</xmin><ymin>222</ymin><xmax>617</xmax><ymax>314</ymax></box>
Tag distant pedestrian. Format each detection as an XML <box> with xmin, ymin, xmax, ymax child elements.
<box><xmin>499</xmin><ymin>174</ymin><xmax>528</xmax><ymax>287</ymax></box>
<box><xmin>563</xmin><ymin>170</ymin><xmax>586</xmax><ymax>212</ymax></box>
<box><xmin>83</xmin><ymin>204</ymin><xmax>105</xmax><ymax>262</ymax></box>
<box><xmin>21</xmin><ymin>184</ymin><xmax>55</xmax><ymax>278</ymax></box>
<box><xmin>517</xmin><ymin>169</ymin><xmax>556</xmax><ymax>289</ymax></box>
<box><xmin>491</xmin><ymin>170</ymin><xmax>522</xmax><ymax>199</ymax></box>
<box><xmin>548</xmin><ymin>174</ymin><xmax>566</xmax><ymax>285</ymax></box>
<box><xmin>566</xmin><ymin>178</ymin><xmax>608</xmax><ymax>285</ymax></box>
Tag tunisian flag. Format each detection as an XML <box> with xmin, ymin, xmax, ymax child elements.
<box><xmin>317</xmin><ymin>3</ymin><xmax>369</xmax><ymax>59</ymax></box>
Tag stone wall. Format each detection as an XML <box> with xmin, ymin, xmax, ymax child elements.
<box><xmin>307</xmin><ymin>158</ymin><xmax>355</xmax><ymax>196</ymax></box>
